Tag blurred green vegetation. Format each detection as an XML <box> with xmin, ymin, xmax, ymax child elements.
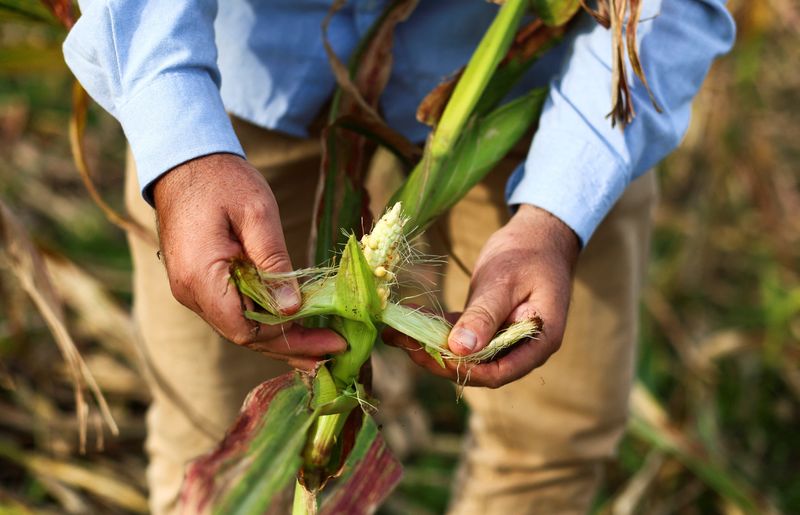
<box><xmin>0</xmin><ymin>1</ymin><xmax>798</xmax><ymax>513</ymax></box>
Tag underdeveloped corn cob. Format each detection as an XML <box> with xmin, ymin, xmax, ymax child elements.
<box><xmin>380</xmin><ymin>302</ymin><xmax>542</xmax><ymax>365</ymax></box>
<box><xmin>360</xmin><ymin>202</ymin><xmax>409</xmax><ymax>308</ymax></box>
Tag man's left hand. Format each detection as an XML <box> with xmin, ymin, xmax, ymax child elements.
<box><xmin>383</xmin><ymin>204</ymin><xmax>580</xmax><ymax>388</ymax></box>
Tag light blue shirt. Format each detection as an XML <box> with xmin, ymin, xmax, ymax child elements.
<box><xmin>63</xmin><ymin>0</ymin><xmax>734</xmax><ymax>244</ymax></box>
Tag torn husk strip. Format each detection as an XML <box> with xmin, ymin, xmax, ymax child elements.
<box><xmin>381</xmin><ymin>302</ymin><xmax>541</xmax><ymax>365</ymax></box>
<box><xmin>231</xmin><ymin>261</ymin><xmax>339</xmax><ymax>323</ymax></box>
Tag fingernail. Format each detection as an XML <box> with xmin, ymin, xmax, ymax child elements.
<box><xmin>274</xmin><ymin>284</ymin><xmax>300</xmax><ymax>312</ymax></box>
<box><xmin>452</xmin><ymin>328</ymin><xmax>477</xmax><ymax>352</ymax></box>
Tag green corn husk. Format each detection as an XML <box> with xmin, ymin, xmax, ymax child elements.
<box><xmin>380</xmin><ymin>303</ymin><xmax>450</xmax><ymax>367</ymax></box>
<box><xmin>381</xmin><ymin>302</ymin><xmax>542</xmax><ymax>365</ymax></box>
<box><xmin>232</xmin><ymin>261</ymin><xmax>339</xmax><ymax>323</ymax></box>
<box><xmin>328</xmin><ymin>234</ymin><xmax>382</xmax><ymax>385</ymax></box>
<box><xmin>303</xmin><ymin>366</ymin><xmax>351</xmax><ymax>481</ymax></box>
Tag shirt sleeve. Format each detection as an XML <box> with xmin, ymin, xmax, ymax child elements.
<box><xmin>63</xmin><ymin>0</ymin><xmax>245</xmax><ymax>204</ymax></box>
<box><xmin>506</xmin><ymin>0</ymin><xmax>736</xmax><ymax>245</ymax></box>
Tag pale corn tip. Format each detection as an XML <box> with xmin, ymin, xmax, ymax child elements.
<box><xmin>361</xmin><ymin>202</ymin><xmax>408</xmax><ymax>274</ymax></box>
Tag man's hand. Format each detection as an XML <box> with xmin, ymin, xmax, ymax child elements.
<box><xmin>384</xmin><ymin>205</ymin><xmax>579</xmax><ymax>388</ymax></box>
<box><xmin>153</xmin><ymin>153</ymin><xmax>346</xmax><ymax>370</ymax></box>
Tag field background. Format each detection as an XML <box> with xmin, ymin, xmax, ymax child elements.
<box><xmin>0</xmin><ymin>2</ymin><xmax>798</xmax><ymax>513</ymax></box>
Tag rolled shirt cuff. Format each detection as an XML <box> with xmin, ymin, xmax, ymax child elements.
<box><xmin>506</xmin><ymin>128</ymin><xmax>629</xmax><ymax>246</ymax></box>
<box><xmin>117</xmin><ymin>69</ymin><xmax>245</xmax><ymax>205</ymax></box>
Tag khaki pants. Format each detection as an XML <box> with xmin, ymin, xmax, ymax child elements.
<box><xmin>125</xmin><ymin>118</ymin><xmax>656</xmax><ymax>515</ymax></box>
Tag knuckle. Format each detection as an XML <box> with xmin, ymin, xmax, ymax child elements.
<box><xmin>242</xmin><ymin>199</ymin><xmax>275</xmax><ymax>224</ymax></box>
<box><xmin>248</xmin><ymin>201</ymin><xmax>271</xmax><ymax>219</ymax></box>
<box><xmin>255</xmin><ymin>251</ymin><xmax>292</xmax><ymax>273</ymax></box>
<box><xmin>465</xmin><ymin>303</ymin><xmax>499</xmax><ymax>330</ymax></box>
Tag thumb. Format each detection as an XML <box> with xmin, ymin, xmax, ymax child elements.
<box><xmin>234</xmin><ymin>201</ymin><xmax>301</xmax><ymax>315</ymax></box>
<box><xmin>448</xmin><ymin>285</ymin><xmax>513</xmax><ymax>357</ymax></box>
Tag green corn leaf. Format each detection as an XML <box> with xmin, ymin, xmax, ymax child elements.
<box><xmin>392</xmin><ymin>88</ymin><xmax>547</xmax><ymax>233</ymax></box>
<box><xmin>429</xmin><ymin>0</ymin><xmax>528</xmax><ymax>159</ymax></box>
<box><xmin>180</xmin><ymin>374</ymin><xmax>314</xmax><ymax>514</ymax></box>
<box><xmin>214</xmin><ymin>381</ymin><xmax>316</xmax><ymax>515</ymax></box>
<box><xmin>317</xmin><ymin>414</ymin><xmax>402</xmax><ymax>515</ymax></box>
<box><xmin>429</xmin><ymin>88</ymin><xmax>547</xmax><ymax>216</ymax></box>
<box><xmin>472</xmin><ymin>23</ymin><xmax>564</xmax><ymax>116</ymax></box>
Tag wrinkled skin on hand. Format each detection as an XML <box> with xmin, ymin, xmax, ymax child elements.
<box><xmin>153</xmin><ymin>153</ymin><xmax>346</xmax><ymax>370</ymax></box>
<box><xmin>384</xmin><ymin>204</ymin><xmax>579</xmax><ymax>388</ymax></box>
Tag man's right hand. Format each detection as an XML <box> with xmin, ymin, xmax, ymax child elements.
<box><xmin>152</xmin><ymin>153</ymin><xmax>346</xmax><ymax>370</ymax></box>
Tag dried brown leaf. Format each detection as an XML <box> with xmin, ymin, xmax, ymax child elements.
<box><xmin>69</xmin><ymin>82</ymin><xmax>156</xmax><ymax>246</ymax></box>
<box><xmin>626</xmin><ymin>0</ymin><xmax>662</xmax><ymax>113</ymax></box>
<box><xmin>332</xmin><ymin>114</ymin><xmax>422</xmax><ymax>166</ymax></box>
<box><xmin>416</xmin><ymin>71</ymin><xmax>462</xmax><ymax>127</ymax></box>
<box><xmin>607</xmin><ymin>0</ymin><xmax>634</xmax><ymax>126</ymax></box>
<box><xmin>580</xmin><ymin>0</ymin><xmax>611</xmax><ymax>28</ymax></box>
<box><xmin>321</xmin><ymin>0</ymin><xmax>383</xmax><ymax>124</ymax></box>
